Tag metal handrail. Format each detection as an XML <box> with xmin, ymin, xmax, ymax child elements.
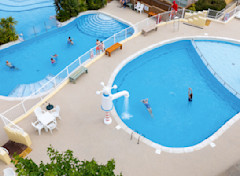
<box><xmin>191</xmin><ymin>39</ymin><xmax>240</xmax><ymax>97</ymax></box>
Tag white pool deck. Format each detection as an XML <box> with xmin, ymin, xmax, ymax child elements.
<box><xmin>1</xmin><ymin>1</ymin><xmax>240</xmax><ymax>175</ymax></box>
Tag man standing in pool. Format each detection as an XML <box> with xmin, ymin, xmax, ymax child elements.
<box><xmin>141</xmin><ymin>98</ymin><xmax>153</xmax><ymax>117</ymax></box>
<box><xmin>188</xmin><ymin>88</ymin><xmax>193</xmax><ymax>101</ymax></box>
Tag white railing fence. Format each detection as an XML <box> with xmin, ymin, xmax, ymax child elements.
<box><xmin>207</xmin><ymin>2</ymin><xmax>239</xmax><ymax>22</ymax></box>
<box><xmin>0</xmin><ymin>114</ymin><xmax>24</xmax><ymax>134</ymax></box>
<box><xmin>0</xmin><ymin>9</ymin><xmax>185</xmax><ymax>123</ymax></box>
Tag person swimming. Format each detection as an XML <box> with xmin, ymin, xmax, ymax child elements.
<box><xmin>67</xmin><ymin>37</ymin><xmax>74</xmax><ymax>45</ymax></box>
<box><xmin>141</xmin><ymin>98</ymin><xmax>153</xmax><ymax>117</ymax></box>
<box><xmin>52</xmin><ymin>54</ymin><xmax>58</xmax><ymax>58</ymax></box>
<box><xmin>188</xmin><ymin>88</ymin><xmax>193</xmax><ymax>101</ymax></box>
<box><xmin>51</xmin><ymin>58</ymin><xmax>56</xmax><ymax>64</ymax></box>
<box><xmin>6</xmin><ymin>61</ymin><xmax>16</xmax><ymax>69</ymax></box>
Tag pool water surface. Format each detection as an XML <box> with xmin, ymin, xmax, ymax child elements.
<box><xmin>0</xmin><ymin>13</ymin><xmax>133</xmax><ymax>97</ymax></box>
<box><xmin>112</xmin><ymin>40</ymin><xmax>240</xmax><ymax>147</ymax></box>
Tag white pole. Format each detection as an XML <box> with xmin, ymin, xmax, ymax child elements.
<box><xmin>21</xmin><ymin>102</ymin><xmax>27</xmax><ymax>113</ymax></box>
<box><xmin>181</xmin><ymin>8</ymin><xmax>185</xmax><ymax>19</ymax></box>
<box><xmin>66</xmin><ymin>66</ymin><xmax>69</xmax><ymax>76</ymax></box>
<box><xmin>79</xmin><ymin>57</ymin><xmax>81</xmax><ymax>65</ymax></box>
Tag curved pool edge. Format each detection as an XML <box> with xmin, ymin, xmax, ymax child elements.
<box><xmin>108</xmin><ymin>36</ymin><xmax>240</xmax><ymax>154</ymax></box>
<box><xmin>0</xmin><ymin>10</ymin><xmax>135</xmax><ymax>101</ymax></box>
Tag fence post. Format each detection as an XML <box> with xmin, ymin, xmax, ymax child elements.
<box><xmin>207</xmin><ymin>8</ymin><xmax>210</xmax><ymax>18</ymax></box>
<box><xmin>21</xmin><ymin>102</ymin><xmax>27</xmax><ymax>113</ymax></box>
<box><xmin>181</xmin><ymin>8</ymin><xmax>185</xmax><ymax>19</ymax></box>
<box><xmin>79</xmin><ymin>57</ymin><xmax>81</xmax><ymax>65</ymax></box>
<box><xmin>66</xmin><ymin>66</ymin><xmax>69</xmax><ymax>76</ymax></box>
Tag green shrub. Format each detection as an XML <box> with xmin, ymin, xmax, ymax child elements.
<box><xmin>86</xmin><ymin>0</ymin><xmax>107</xmax><ymax>10</ymax></box>
<box><xmin>195</xmin><ymin>0</ymin><xmax>226</xmax><ymax>11</ymax></box>
<box><xmin>12</xmin><ymin>146</ymin><xmax>122</xmax><ymax>176</ymax></box>
<box><xmin>0</xmin><ymin>17</ymin><xmax>18</xmax><ymax>45</ymax></box>
<box><xmin>55</xmin><ymin>0</ymin><xmax>88</xmax><ymax>22</ymax></box>
<box><xmin>188</xmin><ymin>3</ymin><xmax>196</xmax><ymax>11</ymax></box>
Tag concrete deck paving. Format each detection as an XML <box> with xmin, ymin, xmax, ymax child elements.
<box><xmin>1</xmin><ymin>1</ymin><xmax>240</xmax><ymax>175</ymax></box>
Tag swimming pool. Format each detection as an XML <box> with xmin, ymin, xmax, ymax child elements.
<box><xmin>0</xmin><ymin>12</ymin><xmax>134</xmax><ymax>97</ymax></box>
<box><xmin>111</xmin><ymin>39</ymin><xmax>240</xmax><ymax>149</ymax></box>
<box><xmin>0</xmin><ymin>0</ymin><xmax>56</xmax><ymax>39</ymax></box>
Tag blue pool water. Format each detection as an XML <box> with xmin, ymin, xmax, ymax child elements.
<box><xmin>112</xmin><ymin>40</ymin><xmax>240</xmax><ymax>147</ymax></box>
<box><xmin>194</xmin><ymin>40</ymin><xmax>240</xmax><ymax>94</ymax></box>
<box><xmin>0</xmin><ymin>13</ymin><xmax>134</xmax><ymax>97</ymax></box>
<box><xmin>0</xmin><ymin>0</ymin><xmax>56</xmax><ymax>39</ymax></box>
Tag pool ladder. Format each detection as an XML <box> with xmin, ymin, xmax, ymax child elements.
<box><xmin>130</xmin><ymin>130</ymin><xmax>144</xmax><ymax>145</ymax></box>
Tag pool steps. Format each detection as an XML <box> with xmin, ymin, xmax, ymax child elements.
<box><xmin>77</xmin><ymin>14</ymin><xmax>133</xmax><ymax>38</ymax></box>
<box><xmin>8</xmin><ymin>75</ymin><xmax>63</xmax><ymax>97</ymax></box>
<box><xmin>183</xmin><ymin>11</ymin><xmax>208</xmax><ymax>28</ymax></box>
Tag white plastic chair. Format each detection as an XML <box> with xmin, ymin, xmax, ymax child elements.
<box><xmin>32</xmin><ymin>121</ymin><xmax>44</xmax><ymax>135</ymax></box>
<box><xmin>47</xmin><ymin>120</ymin><xmax>57</xmax><ymax>134</ymax></box>
<box><xmin>235</xmin><ymin>11</ymin><xmax>240</xmax><ymax>19</ymax></box>
<box><xmin>134</xmin><ymin>1</ymin><xmax>140</xmax><ymax>11</ymax></box>
<box><xmin>34</xmin><ymin>107</ymin><xmax>45</xmax><ymax>118</ymax></box>
<box><xmin>51</xmin><ymin>105</ymin><xmax>61</xmax><ymax>120</ymax></box>
<box><xmin>3</xmin><ymin>168</ymin><xmax>16</xmax><ymax>176</ymax></box>
<box><xmin>137</xmin><ymin>4</ymin><xmax>145</xmax><ymax>14</ymax></box>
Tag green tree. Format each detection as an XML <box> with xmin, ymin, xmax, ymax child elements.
<box><xmin>12</xmin><ymin>146</ymin><xmax>122</xmax><ymax>176</ymax></box>
<box><xmin>0</xmin><ymin>17</ymin><xmax>18</xmax><ymax>45</ymax></box>
<box><xmin>86</xmin><ymin>0</ymin><xmax>107</xmax><ymax>10</ymax></box>
<box><xmin>55</xmin><ymin>0</ymin><xmax>88</xmax><ymax>22</ymax></box>
<box><xmin>195</xmin><ymin>0</ymin><xmax>226</xmax><ymax>11</ymax></box>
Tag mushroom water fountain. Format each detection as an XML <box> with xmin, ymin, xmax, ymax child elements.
<box><xmin>96</xmin><ymin>82</ymin><xmax>129</xmax><ymax>125</ymax></box>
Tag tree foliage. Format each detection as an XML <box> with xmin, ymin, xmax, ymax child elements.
<box><xmin>0</xmin><ymin>17</ymin><xmax>18</xmax><ymax>45</ymax></box>
<box><xmin>54</xmin><ymin>0</ymin><xmax>88</xmax><ymax>22</ymax></box>
<box><xmin>12</xmin><ymin>146</ymin><xmax>122</xmax><ymax>176</ymax></box>
<box><xmin>86</xmin><ymin>0</ymin><xmax>107</xmax><ymax>10</ymax></box>
<box><xmin>194</xmin><ymin>0</ymin><xmax>226</xmax><ymax>11</ymax></box>
<box><xmin>54</xmin><ymin>0</ymin><xmax>107</xmax><ymax>22</ymax></box>
<box><xmin>188</xmin><ymin>3</ymin><xmax>196</xmax><ymax>11</ymax></box>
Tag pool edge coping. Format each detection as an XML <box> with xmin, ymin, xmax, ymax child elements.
<box><xmin>108</xmin><ymin>35</ymin><xmax>240</xmax><ymax>154</ymax></box>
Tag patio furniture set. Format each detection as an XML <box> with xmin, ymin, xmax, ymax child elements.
<box><xmin>126</xmin><ymin>0</ymin><xmax>172</xmax><ymax>17</ymax></box>
<box><xmin>32</xmin><ymin>105</ymin><xmax>61</xmax><ymax>135</ymax></box>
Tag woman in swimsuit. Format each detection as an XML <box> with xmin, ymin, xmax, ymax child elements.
<box><xmin>141</xmin><ymin>98</ymin><xmax>153</xmax><ymax>117</ymax></box>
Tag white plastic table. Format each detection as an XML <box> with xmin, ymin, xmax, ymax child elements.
<box><xmin>37</xmin><ymin>111</ymin><xmax>55</xmax><ymax>127</ymax></box>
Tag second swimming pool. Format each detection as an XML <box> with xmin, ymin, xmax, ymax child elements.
<box><xmin>0</xmin><ymin>12</ymin><xmax>134</xmax><ymax>97</ymax></box>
